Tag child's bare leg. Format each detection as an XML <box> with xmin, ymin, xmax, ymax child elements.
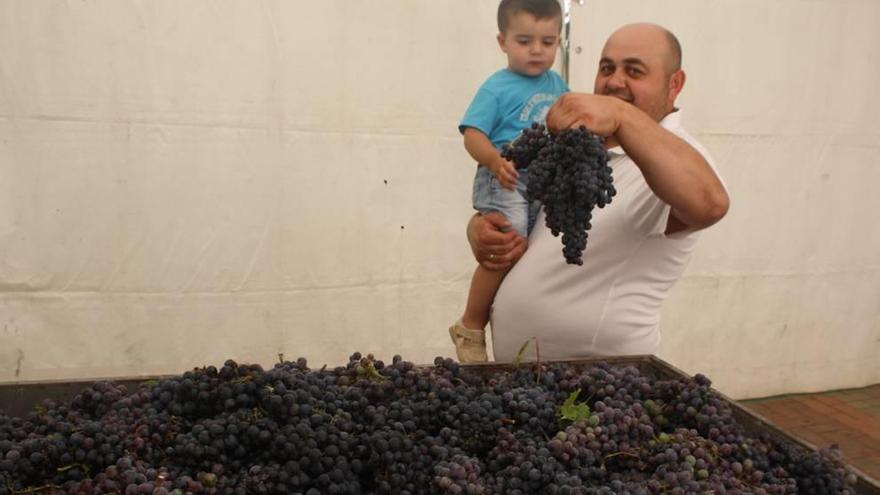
<box><xmin>461</xmin><ymin>265</ymin><xmax>509</xmax><ymax>331</ymax></box>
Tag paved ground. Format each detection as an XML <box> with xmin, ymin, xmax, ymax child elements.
<box><xmin>743</xmin><ymin>383</ymin><xmax>880</xmax><ymax>483</ymax></box>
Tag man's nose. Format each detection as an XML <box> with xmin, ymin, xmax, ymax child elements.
<box><xmin>607</xmin><ymin>69</ymin><xmax>626</xmax><ymax>88</ymax></box>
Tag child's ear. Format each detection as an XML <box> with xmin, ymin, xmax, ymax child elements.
<box><xmin>496</xmin><ymin>33</ymin><xmax>507</xmax><ymax>52</ymax></box>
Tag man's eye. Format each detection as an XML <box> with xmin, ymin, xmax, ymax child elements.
<box><xmin>599</xmin><ymin>65</ymin><xmax>614</xmax><ymax>74</ymax></box>
<box><xmin>626</xmin><ymin>67</ymin><xmax>643</xmax><ymax>77</ymax></box>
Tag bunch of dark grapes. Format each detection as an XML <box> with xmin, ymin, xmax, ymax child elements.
<box><xmin>502</xmin><ymin>123</ymin><xmax>615</xmax><ymax>265</ymax></box>
<box><xmin>0</xmin><ymin>354</ymin><xmax>863</xmax><ymax>494</ymax></box>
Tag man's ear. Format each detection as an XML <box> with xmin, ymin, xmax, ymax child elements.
<box><xmin>668</xmin><ymin>69</ymin><xmax>686</xmax><ymax>100</ymax></box>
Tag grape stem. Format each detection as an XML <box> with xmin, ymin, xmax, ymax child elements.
<box><xmin>603</xmin><ymin>451</ymin><xmax>640</xmax><ymax>460</ymax></box>
<box><xmin>535</xmin><ymin>338</ymin><xmax>542</xmax><ymax>384</ymax></box>
<box><xmin>601</xmin><ymin>450</ymin><xmax>641</xmax><ymax>470</ymax></box>
<box><xmin>56</xmin><ymin>463</ymin><xmax>90</xmax><ymax>474</ymax></box>
<box><xmin>530</xmin><ymin>337</ymin><xmax>542</xmax><ymax>385</ymax></box>
<box><xmin>12</xmin><ymin>485</ymin><xmax>63</xmax><ymax>494</ymax></box>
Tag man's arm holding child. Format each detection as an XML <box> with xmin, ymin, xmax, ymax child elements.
<box><xmin>467</xmin><ymin>212</ymin><xmax>527</xmax><ymax>271</ymax></box>
<box><xmin>463</xmin><ymin>127</ymin><xmax>519</xmax><ymax>191</ymax></box>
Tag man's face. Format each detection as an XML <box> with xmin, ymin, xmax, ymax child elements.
<box><xmin>497</xmin><ymin>12</ymin><xmax>561</xmax><ymax>77</ymax></box>
<box><xmin>593</xmin><ymin>26</ymin><xmax>681</xmax><ymax>122</ymax></box>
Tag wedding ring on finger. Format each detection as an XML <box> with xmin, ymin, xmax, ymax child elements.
<box><xmin>488</xmin><ymin>253</ymin><xmax>496</xmax><ymax>261</ymax></box>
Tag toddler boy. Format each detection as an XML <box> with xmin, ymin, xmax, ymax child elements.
<box><xmin>449</xmin><ymin>0</ymin><xmax>568</xmax><ymax>362</ymax></box>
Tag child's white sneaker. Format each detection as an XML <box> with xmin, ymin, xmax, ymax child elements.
<box><xmin>448</xmin><ymin>319</ymin><xmax>488</xmax><ymax>363</ymax></box>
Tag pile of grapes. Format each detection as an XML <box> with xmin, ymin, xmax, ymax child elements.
<box><xmin>502</xmin><ymin>124</ymin><xmax>615</xmax><ymax>265</ymax></box>
<box><xmin>0</xmin><ymin>354</ymin><xmax>861</xmax><ymax>494</ymax></box>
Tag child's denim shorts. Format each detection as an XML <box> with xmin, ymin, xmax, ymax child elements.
<box><xmin>472</xmin><ymin>165</ymin><xmax>540</xmax><ymax>237</ymax></box>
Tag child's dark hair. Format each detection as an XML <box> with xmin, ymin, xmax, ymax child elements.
<box><xmin>497</xmin><ymin>0</ymin><xmax>563</xmax><ymax>33</ymax></box>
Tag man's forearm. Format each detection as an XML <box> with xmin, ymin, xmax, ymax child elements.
<box><xmin>615</xmin><ymin>104</ymin><xmax>729</xmax><ymax>230</ymax></box>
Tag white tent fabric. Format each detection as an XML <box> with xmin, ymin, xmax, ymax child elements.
<box><xmin>1</xmin><ymin>0</ymin><xmax>878</xmax><ymax>399</ymax></box>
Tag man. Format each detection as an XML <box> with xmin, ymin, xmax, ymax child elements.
<box><xmin>456</xmin><ymin>23</ymin><xmax>730</xmax><ymax>362</ymax></box>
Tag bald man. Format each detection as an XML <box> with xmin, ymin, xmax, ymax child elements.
<box><xmin>452</xmin><ymin>23</ymin><xmax>729</xmax><ymax>362</ymax></box>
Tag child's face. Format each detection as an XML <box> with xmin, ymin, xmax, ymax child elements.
<box><xmin>497</xmin><ymin>12</ymin><xmax>562</xmax><ymax>77</ymax></box>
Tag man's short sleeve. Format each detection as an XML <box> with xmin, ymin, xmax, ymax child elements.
<box><xmin>459</xmin><ymin>85</ymin><xmax>499</xmax><ymax>137</ymax></box>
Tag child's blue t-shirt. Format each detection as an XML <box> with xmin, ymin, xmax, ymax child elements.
<box><xmin>459</xmin><ymin>69</ymin><xmax>569</xmax><ymax>150</ymax></box>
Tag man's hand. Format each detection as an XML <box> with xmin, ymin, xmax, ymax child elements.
<box><xmin>546</xmin><ymin>93</ymin><xmax>625</xmax><ymax>138</ymax></box>
<box><xmin>489</xmin><ymin>157</ymin><xmax>519</xmax><ymax>191</ymax></box>
<box><xmin>467</xmin><ymin>212</ymin><xmax>526</xmax><ymax>270</ymax></box>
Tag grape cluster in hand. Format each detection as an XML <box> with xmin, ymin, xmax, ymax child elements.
<box><xmin>502</xmin><ymin>123</ymin><xmax>615</xmax><ymax>265</ymax></box>
<box><xmin>0</xmin><ymin>355</ymin><xmax>861</xmax><ymax>494</ymax></box>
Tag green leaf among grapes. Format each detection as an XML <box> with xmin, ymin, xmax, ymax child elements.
<box><xmin>512</xmin><ymin>339</ymin><xmax>531</xmax><ymax>367</ymax></box>
<box><xmin>365</xmin><ymin>361</ymin><xmax>387</xmax><ymax>381</ymax></box>
<box><xmin>560</xmin><ymin>389</ymin><xmax>591</xmax><ymax>422</ymax></box>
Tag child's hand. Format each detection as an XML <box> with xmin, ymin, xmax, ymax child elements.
<box><xmin>490</xmin><ymin>158</ymin><xmax>519</xmax><ymax>191</ymax></box>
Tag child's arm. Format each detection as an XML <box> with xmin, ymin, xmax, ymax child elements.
<box><xmin>463</xmin><ymin>127</ymin><xmax>519</xmax><ymax>191</ymax></box>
